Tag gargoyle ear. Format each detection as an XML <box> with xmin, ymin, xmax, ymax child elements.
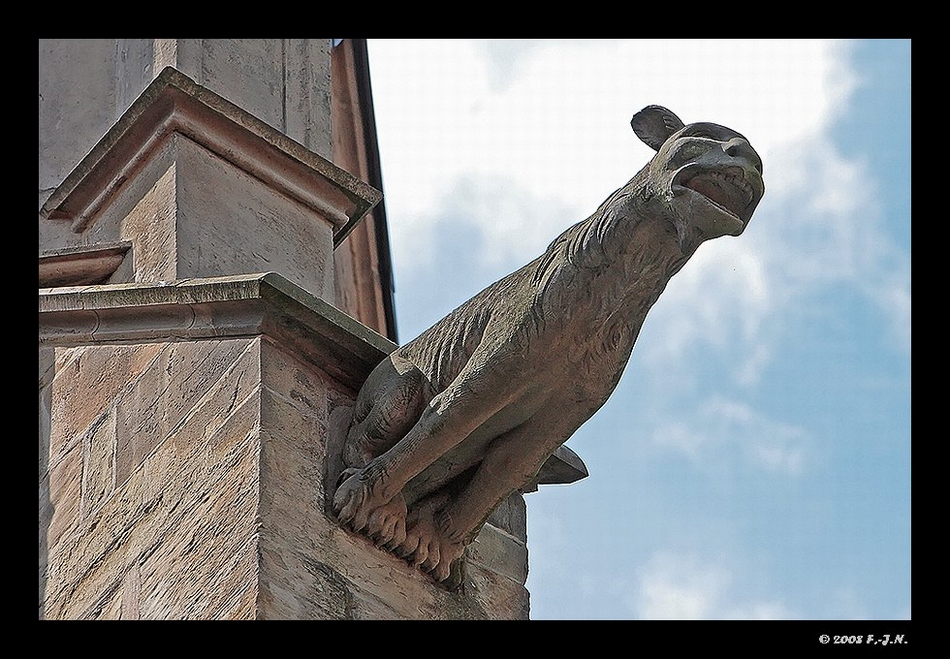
<box><xmin>630</xmin><ymin>105</ymin><xmax>685</xmax><ymax>151</ymax></box>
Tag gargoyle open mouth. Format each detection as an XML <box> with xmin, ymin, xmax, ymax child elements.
<box><xmin>679</xmin><ymin>166</ymin><xmax>757</xmax><ymax>222</ymax></box>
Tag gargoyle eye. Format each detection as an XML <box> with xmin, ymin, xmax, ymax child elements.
<box><xmin>669</xmin><ymin>140</ymin><xmax>709</xmax><ymax>166</ymax></box>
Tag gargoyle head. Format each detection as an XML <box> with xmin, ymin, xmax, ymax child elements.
<box><xmin>631</xmin><ymin>105</ymin><xmax>765</xmax><ymax>242</ymax></box>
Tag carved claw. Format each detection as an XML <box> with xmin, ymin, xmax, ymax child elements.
<box><xmin>333</xmin><ymin>470</ymin><xmax>371</xmax><ymax>531</ymax></box>
<box><xmin>391</xmin><ymin>504</ymin><xmax>466</xmax><ymax>583</ymax></box>
<box><xmin>431</xmin><ymin>551</ymin><xmax>457</xmax><ymax>583</ymax></box>
<box><xmin>435</xmin><ymin>507</ymin><xmax>466</xmax><ymax>545</ymax></box>
<box><xmin>416</xmin><ymin>535</ymin><xmax>464</xmax><ymax>583</ymax></box>
<box><xmin>394</xmin><ymin>531</ymin><xmax>420</xmax><ymax>559</ymax></box>
<box><xmin>367</xmin><ymin>496</ymin><xmax>408</xmax><ymax>549</ymax></box>
<box><xmin>420</xmin><ymin>545</ymin><xmax>442</xmax><ymax>575</ymax></box>
<box><xmin>410</xmin><ymin>537</ymin><xmax>431</xmax><ymax>568</ymax></box>
<box><xmin>336</xmin><ymin>466</ymin><xmax>360</xmax><ymax>489</ymax></box>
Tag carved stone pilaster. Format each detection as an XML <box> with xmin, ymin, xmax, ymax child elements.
<box><xmin>39</xmin><ymin>67</ymin><xmax>381</xmax><ymax>299</ymax></box>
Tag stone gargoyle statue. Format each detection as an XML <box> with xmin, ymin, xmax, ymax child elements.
<box><xmin>333</xmin><ymin>105</ymin><xmax>765</xmax><ymax>584</ymax></box>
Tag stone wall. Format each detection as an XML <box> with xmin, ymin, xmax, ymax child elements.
<box><xmin>40</xmin><ymin>337</ymin><xmax>263</xmax><ymax>618</ymax></box>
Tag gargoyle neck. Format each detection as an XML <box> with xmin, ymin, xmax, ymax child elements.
<box><xmin>620</xmin><ymin>215</ymin><xmax>691</xmax><ymax>279</ymax></box>
<box><xmin>599</xmin><ymin>217</ymin><xmax>688</xmax><ymax>319</ymax></box>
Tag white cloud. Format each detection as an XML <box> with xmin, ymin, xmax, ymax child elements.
<box><xmin>650</xmin><ymin>395</ymin><xmax>809</xmax><ymax>476</ymax></box>
<box><xmin>438</xmin><ymin>175</ymin><xmax>576</xmax><ymax>272</ymax></box>
<box><xmin>368</xmin><ymin>39</ymin><xmax>856</xmax><ymax>285</ymax></box>
<box><xmin>754</xmin><ymin>135</ymin><xmax>911</xmax><ymax>352</ymax></box>
<box><xmin>642</xmin><ymin>236</ymin><xmax>772</xmax><ymax>381</ymax></box>
<box><xmin>364</xmin><ymin>39</ymin><xmax>909</xmax><ymax>622</ymax></box>
<box><xmin>634</xmin><ymin>552</ymin><xmax>797</xmax><ymax>620</ymax></box>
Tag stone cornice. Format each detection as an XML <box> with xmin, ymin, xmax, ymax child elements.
<box><xmin>39</xmin><ymin>242</ymin><xmax>132</xmax><ymax>288</ymax></box>
<box><xmin>39</xmin><ymin>272</ymin><xmax>394</xmax><ymax>391</ymax></box>
<box><xmin>40</xmin><ymin>67</ymin><xmax>382</xmax><ymax>247</ymax></box>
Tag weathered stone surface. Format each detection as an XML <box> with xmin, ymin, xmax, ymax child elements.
<box><xmin>333</xmin><ymin>105</ymin><xmax>766</xmax><ymax>584</ymax></box>
<box><xmin>39</xmin><ymin>273</ymin><xmax>395</xmax><ymax>390</ymax></box>
<box><xmin>42</xmin><ymin>39</ymin><xmax>520</xmax><ymax>620</ymax></box>
<box><xmin>41</xmin><ymin>345</ymin><xmax>262</xmax><ymax>619</ymax></box>
<box><xmin>46</xmin><ymin>343</ymin><xmax>164</xmax><ymax>464</ymax></box>
<box><xmin>467</xmin><ymin>523</ymin><xmax>528</xmax><ymax>586</ymax></box>
<box><xmin>114</xmin><ymin>338</ymin><xmax>258</xmax><ymax>487</ymax></box>
<box><xmin>39</xmin><ymin>39</ymin><xmax>333</xmax><ymax>209</ymax></box>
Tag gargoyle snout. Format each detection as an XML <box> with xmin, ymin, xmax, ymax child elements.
<box><xmin>722</xmin><ymin>137</ymin><xmax>762</xmax><ymax>175</ymax></box>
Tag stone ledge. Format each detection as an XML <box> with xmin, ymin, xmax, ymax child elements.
<box><xmin>39</xmin><ymin>272</ymin><xmax>393</xmax><ymax>391</ymax></box>
<box><xmin>525</xmin><ymin>443</ymin><xmax>588</xmax><ymax>490</ymax></box>
<box><xmin>39</xmin><ymin>242</ymin><xmax>132</xmax><ymax>288</ymax></box>
<box><xmin>39</xmin><ymin>66</ymin><xmax>381</xmax><ymax>246</ymax></box>
<box><xmin>467</xmin><ymin>522</ymin><xmax>528</xmax><ymax>586</ymax></box>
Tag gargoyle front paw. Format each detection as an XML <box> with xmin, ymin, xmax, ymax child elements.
<box><xmin>333</xmin><ymin>469</ymin><xmax>375</xmax><ymax>532</ymax></box>
<box><xmin>336</xmin><ymin>466</ymin><xmax>361</xmax><ymax>489</ymax></box>
<box><xmin>333</xmin><ymin>467</ymin><xmax>406</xmax><ymax>545</ymax></box>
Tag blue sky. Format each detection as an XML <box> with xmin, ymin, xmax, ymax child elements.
<box><xmin>366</xmin><ymin>39</ymin><xmax>910</xmax><ymax>620</ymax></box>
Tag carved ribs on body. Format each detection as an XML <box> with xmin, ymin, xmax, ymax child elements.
<box><xmin>333</xmin><ymin>105</ymin><xmax>765</xmax><ymax>583</ymax></box>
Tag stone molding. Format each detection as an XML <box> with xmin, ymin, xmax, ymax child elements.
<box><xmin>39</xmin><ymin>242</ymin><xmax>132</xmax><ymax>288</ymax></box>
<box><xmin>39</xmin><ymin>67</ymin><xmax>381</xmax><ymax>246</ymax></box>
<box><xmin>40</xmin><ymin>272</ymin><xmax>392</xmax><ymax>392</ymax></box>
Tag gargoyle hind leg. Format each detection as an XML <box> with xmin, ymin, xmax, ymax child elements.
<box><xmin>389</xmin><ymin>414</ymin><xmax>573</xmax><ymax>583</ymax></box>
<box><xmin>437</xmin><ymin>413</ymin><xmax>575</xmax><ymax>548</ymax></box>
<box><xmin>333</xmin><ymin>364</ymin><xmax>516</xmax><ymax>541</ymax></box>
<box><xmin>335</xmin><ymin>355</ymin><xmax>427</xmax><ymax>547</ymax></box>
<box><xmin>343</xmin><ymin>355</ymin><xmax>428</xmax><ymax>469</ymax></box>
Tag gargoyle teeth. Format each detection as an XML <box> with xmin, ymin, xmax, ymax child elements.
<box><xmin>707</xmin><ymin>169</ymin><xmax>753</xmax><ymax>202</ymax></box>
<box><xmin>681</xmin><ymin>168</ymin><xmax>754</xmax><ymax>216</ymax></box>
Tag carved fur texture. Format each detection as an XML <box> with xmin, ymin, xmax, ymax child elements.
<box><xmin>333</xmin><ymin>106</ymin><xmax>765</xmax><ymax>584</ymax></box>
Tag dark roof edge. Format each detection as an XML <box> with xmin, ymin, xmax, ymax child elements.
<box><xmin>349</xmin><ymin>38</ymin><xmax>399</xmax><ymax>344</ymax></box>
